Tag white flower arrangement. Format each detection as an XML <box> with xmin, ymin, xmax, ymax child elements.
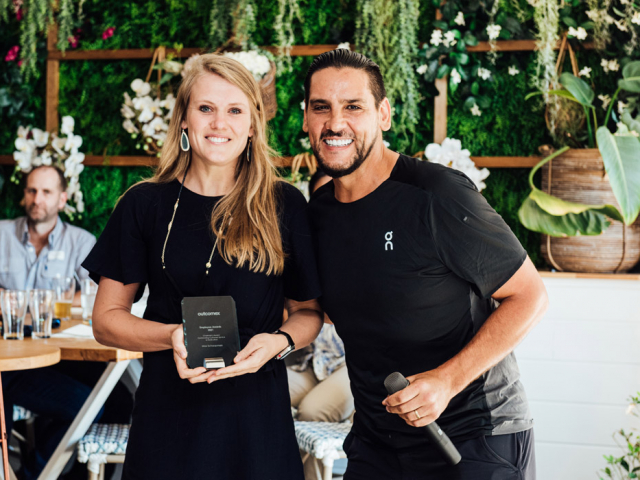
<box><xmin>121</xmin><ymin>79</ymin><xmax>176</xmax><ymax>155</ymax></box>
<box><xmin>12</xmin><ymin>116</ymin><xmax>86</xmax><ymax>215</ymax></box>
<box><xmin>424</xmin><ymin>137</ymin><xmax>490</xmax><ymax>192</ymax></box>
<box><xmin>222</xmin><ymin>50</ymin><xmax>272</xmax><ymax>81</ymax></box>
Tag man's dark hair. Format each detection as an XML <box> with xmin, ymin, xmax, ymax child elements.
<box><xmin>304</xmin><ymin>49</ymin><xmax>387</xmax><ymax>108</ymax></box>
<box><xmin>25</xmin><ymin>165</ymin><xmax>68</xmax><ymax>192</ymax></box>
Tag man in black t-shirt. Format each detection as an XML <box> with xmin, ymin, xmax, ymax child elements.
<box><xmin>304</xmin><ymin>49</ymin><xmax>548</xmax><ymax>479</ymax></box>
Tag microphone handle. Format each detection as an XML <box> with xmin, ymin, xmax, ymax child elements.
<box><xmin>424</xmin><ymin>421</ymin><xmax>462</xmax><ymax>466</ymax></box>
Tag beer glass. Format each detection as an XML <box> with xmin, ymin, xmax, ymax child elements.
<box><xmin>1</xmin><ymin>290</ymin><xmax>27</xmax><ymax>340</ymax></box>
<box><xmin>29</xmin><ymin>289</ymin><xmax>54</xmax><ymax>339</ymax></box>
<box><xmin>80</xmin><ymin>279</ymin><xmax>98</xmax><ymax>325</ymax></box>
<box><xmin>52</xmin><ymin>276</ymin><xmax>75</xmax><ymax>321</ymax></box>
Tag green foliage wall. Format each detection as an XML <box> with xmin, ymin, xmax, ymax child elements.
<box><xmin>4</xmin><ymin>0</ymin><xmax>619</xmax><ymax>268</ymax></box>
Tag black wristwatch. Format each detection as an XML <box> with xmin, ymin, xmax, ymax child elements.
<box><xmin>272</xmin><ymin>329</ymin><xmax>295</xmax><ymax>360</ymax></box>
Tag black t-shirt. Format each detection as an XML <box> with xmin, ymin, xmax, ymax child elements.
<box><xmin>309</xmin><ymin>154</ymin><xmax>532</xmax><ymax>450</ymax></box>
<box><xmin>82</xmin><ymin>180</ymin><xmax>319</xmax><ymax>479</ymax></box>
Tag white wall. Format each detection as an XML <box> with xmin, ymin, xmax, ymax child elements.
<box><xmin>515</xmin><ymin>276</ymin><xmax>640</xmax><ymax>480</ymax></box>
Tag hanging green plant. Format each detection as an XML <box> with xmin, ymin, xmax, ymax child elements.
<box><xmin>274</xmin><ymin>0</ymin><xmax>302</xmax><ymax>73</ymax></box>
<box><xmin>1</xmin><ymin>0</ymin><xmax>81</xmax><ymax>79</ymax></box>
<box><xmin>355</xmin><ymin>0</ymin><xmax>420</xmax><ymax>151</ymax></box>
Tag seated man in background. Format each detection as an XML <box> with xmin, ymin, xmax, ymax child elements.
<box><xmin>287</xmin><ymin>171</ymin><xmax>354</xmax><ymax>480</ymax></box>
<box><xmin>0</xmin><ymin>165</ymin><xmax>131</xmax><ymax>479</ymax></box>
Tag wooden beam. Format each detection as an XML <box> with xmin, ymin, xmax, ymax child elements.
<box><xmin>467</xmin><ymin>39</ymin><xmax>595</xmax><ymax>53</ymax></box>
<box><xmin>48</xmin><ymin>44</ymin><xmax>351</xmax><ymax>61</ymax></box>
<box><xmin>470</xmin><ymin>156</ymin><xmax>541</xmax><ymax>168</ymax></box>
<box><xmin>0</xmin><ymin>155</ymin><xmax>542</xmax><ymax>168</ymax></box>
<box><xmin>433</xmin><ymin>77</ymin><xmax>448</xmax><ymax>144</ymax></box>
<box><xmin>46</xmin><ymin>23</ymin><xmax>60</xmax><ymax>132</ymax></box>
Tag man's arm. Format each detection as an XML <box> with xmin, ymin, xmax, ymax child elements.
<box><xmin>383</xmin><ymin>256</ymin><xmax>548</xmax><ymax>427</ymax></box>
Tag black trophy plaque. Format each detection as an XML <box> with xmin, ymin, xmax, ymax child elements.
<box><xmin>181</xmin><ymin>296</ymin><xmax>240</xmax><ymax>370</ymax></box>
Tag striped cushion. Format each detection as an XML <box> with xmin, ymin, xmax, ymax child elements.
<box><xmin>294</xmin><ymin>421</ymin><xmax>351</xmax><ymax>459</ymax></box>
<box><xmin>77</xmin><ymin>424</ymin><xmax>130</xmax><ymax>463</ymax></box>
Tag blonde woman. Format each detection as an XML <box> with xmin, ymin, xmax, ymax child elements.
<box><xmin>83</xmin><ymin>54</ymin><xmax>323</xmax><ymax>479</ymax></box>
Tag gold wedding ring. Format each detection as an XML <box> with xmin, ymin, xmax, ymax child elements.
<box><xmin>414</xmin><ymin>409</ymin><xmax>421</xmax><ymax>420</ymax></box>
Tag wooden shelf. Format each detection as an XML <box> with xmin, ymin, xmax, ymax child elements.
<box><xmin>47</xmin><ymin>40</ymin><xmax>596</xmax><ymax>61</ymax></box>
<box><xmin>0</xmin><ymin>154</ymin><xmax>541</xmax><ymax>168</ymax></box>
<box><xmin>47</xmin><ymin>44</ymin><xmax>350</xmax><ymax>61</ymax></box>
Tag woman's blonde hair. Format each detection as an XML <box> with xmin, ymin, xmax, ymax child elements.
<box><xmin>139</xmin><ymin>53</ymin><xmax>285</xmax><ymax>275</ymax></box>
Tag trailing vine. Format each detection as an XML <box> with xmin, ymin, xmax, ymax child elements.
<box><xmin>274</xmin><ymin>0</ymin><xmax>302</xmax><ymax>72</ymax></box>
<box><xmin>355</xmin><ymin>0</ymin><xmax>420</xmax><ymax>151</ymax></box>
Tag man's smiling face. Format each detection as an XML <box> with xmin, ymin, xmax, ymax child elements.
<box><xmin>303</xmin><ymin>67</ymin><xmax>387</xmax><ymax>178</ymax></box>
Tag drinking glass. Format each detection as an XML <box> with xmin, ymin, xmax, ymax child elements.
<box><xmin>80</xmin><ymin>279</ymin><xmax>98</xmax><ymax>325</ymax></box>
<box><xmin>1</xmin><ymin>290</ymin><xmax>27</xmax><ymax>340</ymax></box>
<box><xmin>29</xmin><ymin>289</ymin><xmax>54</xmax><ymax>339</ymax></box>
<box><xmin>52</xmin><ymin>276</ymin><xmax>75</xmax><ymax>321</ymax></box>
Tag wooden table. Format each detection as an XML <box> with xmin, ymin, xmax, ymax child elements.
<box><xmin>6</xmin><ymin>317</ymin><xmax>142</xmax><ymax>480</ymax></box>
<box><xmin>0</xmin><ymin>342</ymin><xmax>61</xmax><ymax>480</ymax></box>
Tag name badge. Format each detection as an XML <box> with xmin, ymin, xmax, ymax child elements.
<box><xmin>47</xmin><ymin>250</ymin><xmax>66</xmax><ymax>261</ymax></box>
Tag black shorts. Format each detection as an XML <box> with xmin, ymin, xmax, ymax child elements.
<box><xmin>343</xmin><ymin>429</ymin><xmax>535</xmax><ymax>480</ymax></box>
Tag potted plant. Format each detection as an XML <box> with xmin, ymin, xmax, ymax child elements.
<box><xmin>519</xmin><ymin>61</ymin><xmax>640</xmax><ymax>273</ymax></box>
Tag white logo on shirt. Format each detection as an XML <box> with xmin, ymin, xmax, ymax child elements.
<box><xmin>385</xmin><ymin>231</ymin><xmax>394</xmax><ymax>251</ymax></box>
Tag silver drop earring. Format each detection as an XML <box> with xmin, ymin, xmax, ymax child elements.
<box><xmin>180</xmin><ymin>129</ymin><xmax>190</xmax><ymax>152</ymax></box>
<box><xmin>246</xmin><ymin>138</ymin><xmax>252</xmax><ymax>163</ymax></box>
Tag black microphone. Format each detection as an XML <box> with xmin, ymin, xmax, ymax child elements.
<box><xmin>384</xmin><ymin>372</ymin><xmax>462</xmax><ymax>466</ymax></box>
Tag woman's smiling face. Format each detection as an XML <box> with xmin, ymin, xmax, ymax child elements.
<box><xmin>181</xmin><ymin>72</ymin><xmax>254</xmax><ymax>169</ymax></box>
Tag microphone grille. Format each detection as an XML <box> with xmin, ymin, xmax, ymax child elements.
<box><xmin>384</xmin><ymin>372</ymin><xmax>410</xmax><ymax>395</ymax></box>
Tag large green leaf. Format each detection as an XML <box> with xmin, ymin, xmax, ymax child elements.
<box><xmin>530</xmin><ymin>188</ymin><xmax>624</xmax><ymax>221</ymax></box>
<box><xmin>596</xmin><ymin>126</ymin><xmax>640</xmax><ymax>225</ymax></box>
<box><xmin>559</xmin><ymin>72</ymin><xmax>595</xmax><ymax>106</ymax></box>
<box><xmin>518</xmin><ymin>197</ymin><xmax>611</xmax><ymax>237</ymax></box>
<box><xmin>619</xmin><ymin>61</ymin><xmax>640</xmax><ymax>93</ymax></box>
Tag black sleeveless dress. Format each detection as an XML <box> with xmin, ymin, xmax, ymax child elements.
<box><xmin>83</xmin><ymin>180</ymin><xmax>321</xmax><ymax>480</ymax></box>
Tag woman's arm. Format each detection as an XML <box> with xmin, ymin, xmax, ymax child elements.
<box><xmin>93</xmin><ymin>276</ymin><xmax>208</xmax><ymax>381</ymax></box>
<box><xmin>206</xmin><ymin>298</ymin><xmax>323</xmax><ymax>383</ymax></box>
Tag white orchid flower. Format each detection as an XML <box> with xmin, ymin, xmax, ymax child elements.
<box><xmin>64</xmin><ymin>134</ymin><xmax>83</xmax><ymax>153</ymax></box>
<box><xmin>122</xmin><ymin>119</ymin><xmax>139</xmax><ymax>134</ymax></box>
<box><xmin>14</xmin><ymin>151</ymin><xmax>34</xmax><ymax>172</ymax></box>
<box><xmin>416</xmin><ymin>64</ymin><xmax>428</xmax><ymax>75</ymax></box>
<box><xmin>51</xmin><ymin>135</ymin><xmax>66</xmax><ymax>156</ymax></box>
<box><xmin>67</xmin><ymin>176</ymin><xmax>80</xmax><ymax>195</ymax></box>
<box><xmin>31</xmin><ymin>155</ymin><xmax>42</xmax><ymax>167</ymax></box>
<box><xmin>17</xmin><ymin>126</ymin><xmax>30</xmax><ymax>138</ymax></box>
<box><xmin>579</xmin><ymin>67</ymin><xmax>591</xmax><ymax>78</ymax></box>
<box><xmin>223</xmin><ymin>51</ymin><xmax>271</xmax><ymax>80</ymax></box>
<box><xmin>14</xmin><ymin>136</ymin><xmax>33</xmax><ymax>152</ymax></box>
<box><xmin>425</xmin><ymin>137</ymin><xmax>489</xmax><ymax>191</ymax></box>
<box><xmin>123</xmin><ymin>91</ymin><xmax>134</xmax><ymax>107</ymax></box>
<box><xmin>454</xmin><ymin>12</ymin><xmax>465</xmax><ymax>26</ymax></box>
<box><xmin>40</xmin><ymin>151</ymin><xmax>53</xmax><ymax>166</ymax></box>
<box><xmin>64</xmin><ymin>156</ymin><xmax>85</xmax><ymax>177</ymax></box>
<box><xmin>121</xmin><ymin>104</ymin><xmax>136</xmax><ymax>119</ymax></box>
<box><xmin>131</xmin><ymin>79</ymin><xmax>151</xmax><ymax>97</ymax></box>
<box><xmin>159</xmin><ymin>94</ymin><xmax>175</xmax><ymax>110</ymax></box>
<box><xmin>337</xmin><ymin>42</ymin><xmax>351</xmax><ymax>50</ymax></box>
<box><xmin>632</xmin><ymin>12</ymin><xmax>640</xmax><ymax>25</ymax></box>
<box><xmin>31</xmin><ymin>128</ymin><xmax>49</xmax><ymax>147</ymax></box>
<box><xmin>181</xmin><ymin>54</ymin><xmax>201</xmax><ymax>78</ymax></box>
<box><xmin>60</xmin><ymin>116</ymin><xmax>75</xmax><ymax>135</ymax></box>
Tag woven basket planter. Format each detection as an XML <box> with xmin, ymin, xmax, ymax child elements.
<box><xmin>260</xmin><ymin>61</ymin><xmax>277</xmax><ymax>121</ymax></box>
<box><xmin>540</xmin><ymin>148</ymin><xmax>640</xmax><ymax>273</ymax></box>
